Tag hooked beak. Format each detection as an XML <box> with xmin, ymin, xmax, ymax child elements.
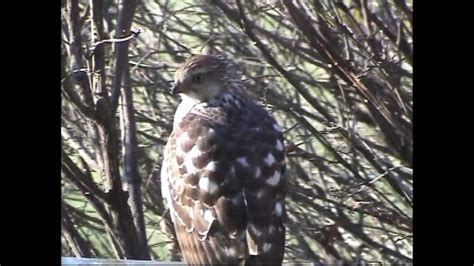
<box><xmin>170</xmin><ymin>81</ymin><xmax>182</xmax><ymax>95</ymax></box>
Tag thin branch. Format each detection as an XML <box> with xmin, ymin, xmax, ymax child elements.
<box><xmin>121</xmin><ymin>58</ymin><xmax>150</xmax><ymax>259</ymax></box>
<box><xmin>110</xmin><ymin>0</ymin><xmax>139</xmax><ymax>113</ymax></box>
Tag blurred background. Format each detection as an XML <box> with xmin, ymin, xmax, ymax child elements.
<box><xmin>61</xmin><ymin>0</ymin><xmax>412</xmax><ymax>264</ymax></box>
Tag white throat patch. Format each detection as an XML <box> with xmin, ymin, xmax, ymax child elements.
<box><xmin>173</xmin><ymin>94</ymin><xmax>199</xmax><ymax>130</ymax></box>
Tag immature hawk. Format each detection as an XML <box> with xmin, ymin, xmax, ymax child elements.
<box><xmin>161</xmin><ymin>54</ymin><xmax>286</xmax><ymax>265</ymax></box>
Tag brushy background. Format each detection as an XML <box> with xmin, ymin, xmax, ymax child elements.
<box><xmin>61</xmin><ymin>0</ymin><xmax>412</xmax><ymax>264</ymax></box>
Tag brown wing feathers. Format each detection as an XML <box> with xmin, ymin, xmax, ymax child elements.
<box><xmin>163</xmin><ymin>97</ymin><xmax>285</xmax><ymax>265</ymax></box>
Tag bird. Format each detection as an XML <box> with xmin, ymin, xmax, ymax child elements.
<box><xmin>161</xmin><ymin>54</ymin><xmax>286</xmax><ymax>265</ymax></box>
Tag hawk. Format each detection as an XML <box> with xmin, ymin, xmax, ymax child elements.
<box><xmin>161</xmin><ymin>54</ymin><xmax>286</xmax><ymax>265</ymax></box>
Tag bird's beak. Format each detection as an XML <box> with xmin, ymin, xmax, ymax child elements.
<box><xmin>170</xmin><ymin>81</ymin><xmax>182</xmax><ymax>95</ymax></box>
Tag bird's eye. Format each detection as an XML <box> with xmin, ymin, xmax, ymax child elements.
<box><xmin>193</xmin><ymin>73</ymin><xmax>204</xmax><ymax>82</ymax></box>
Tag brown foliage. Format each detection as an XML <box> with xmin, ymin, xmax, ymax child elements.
<box><xmin>61</xmin><ymin>0</ymin><xmax>412</xmax><ymax>263</ymax></box>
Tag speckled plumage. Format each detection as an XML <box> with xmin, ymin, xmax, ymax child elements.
<box><xmin>161</xmin><ymin>54</ymin><xmax>286</xmax><ymax>265</ymax></box>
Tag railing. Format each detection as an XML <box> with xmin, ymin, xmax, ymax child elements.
<box><xmin>61</xmin><ymin>257</ymin><xmax>185</xmax><ymax>265</ymax></box>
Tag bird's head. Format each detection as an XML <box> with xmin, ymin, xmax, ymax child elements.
<box><xmin>170</xmin><ymin>54</ymin><xmax>241</xmax><ymax>102</ymax></box>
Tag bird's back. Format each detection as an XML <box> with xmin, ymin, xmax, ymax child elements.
<box><xmin>161</xmin><ymin>91</ymin><xmax>286</xmax><ymax>265</ymax></box>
